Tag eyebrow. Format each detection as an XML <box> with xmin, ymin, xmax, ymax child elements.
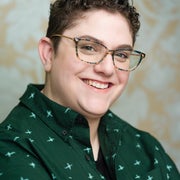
<box><xmin>78</xmin><ymin>35</ymin><xmax>133</xmax><ymax>50</ymax></box>
<box><xmin>78</xmin><ymin>35</ymin><xmax>103</xmax><ymax>43</ymax></box>
<box><xmin>116</xmin><ymin>44</ymin><xmax>133</xmax><ymax>51</ymax></box>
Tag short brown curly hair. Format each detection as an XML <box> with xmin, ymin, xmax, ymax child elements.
<box><xmin>46</xmin><ymin>0</ymin><xmax>140</xmax><ymax>50</ymax></box>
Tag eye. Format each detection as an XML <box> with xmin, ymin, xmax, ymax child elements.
<box><xmin>80</xmin><ymin>45</ymin><xmax>96</xmax><ymax>52</ymax></box>
<box><xmin>114</xmin><ymin>50</ymin><xmax>131</xmax><ymax>62</ymax></box>
<box><xmin>117</xmin><ymin>53</ymin><xmax>128</xmax><ymax>58</ymax></box>
<box><xmin>115</xmin><ymin>53</ymin><xmax>127</xmax><ymax>62</ymax></box>
<box><xmin>78</xmin><ymin>40</ymin><xmax>102</xmax><ymax>55</ymax></box>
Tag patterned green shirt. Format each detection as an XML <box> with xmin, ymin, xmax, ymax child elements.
<box><xmin>0</xmin><ymin>84</ymin><xmax>179</xmax><ymax>180</ymax></box>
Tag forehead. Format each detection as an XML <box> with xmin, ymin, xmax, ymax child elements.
<box><xmin>64</xmin><ymin>10</ymin><xmax>133</xmax><ymax>47</ymax></box>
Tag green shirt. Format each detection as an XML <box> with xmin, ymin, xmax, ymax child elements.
<box><xmin>0</xmin><ymin>84</ymin><xmax>179</xmax><ymax>180</ymax></box>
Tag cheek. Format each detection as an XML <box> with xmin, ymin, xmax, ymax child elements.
<box><xmin>117</xmin><ymin>71</ymin><xmax>130</xmax><ymax>85</ymax></box>
<box><xmin>55</xmin><ymin>49</ymin><xmax>78</xmax><ymax>71</ymax></box>
<box><xmin>52</xmin><ymin>52</ymin><xmax>84</xmax><ymax>83</ymax></box>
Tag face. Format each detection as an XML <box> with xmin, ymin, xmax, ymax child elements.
<box><xmin>41</xmin><ymin>10</ymin><xmax>133</xmax><ymax>121</ymax></box>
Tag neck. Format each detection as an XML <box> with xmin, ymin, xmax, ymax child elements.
<box><xmin>86</xmin><ymin>117</ymin><xmax>100</xmax><ymax>161</ymax></box>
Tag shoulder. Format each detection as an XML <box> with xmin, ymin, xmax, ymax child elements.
<box><xmin>0</xmin><ymin>100</ymin><xmax>45</xmax><ymax>151</ymax></box>
<box><xmin>109</xmin><ymin>111</ymin><xmax>166</xmax><ymax>156</ymax></box>
<box><xmin>0</xmin><ymin>103</ymin><xmax>51</xmax><ymax>179</ymax></box>
<box><xmin>106</xmin><ymin>110</ymin><xmax>162</xmax><ymax>146</ymax></box>
<box><xmin>108</xmin><ymin>111</ymin><xmax>180</xmax><ymax>178</ymax></box>
<box><xmin>0</xmin><ymin>102</ymin><xmax>35</xmax><ymax>149</ymax></box>
<box><xmin>0</xmin><ymin>102</ymin><xmax>35</xmax><ymax>132</ymax></box>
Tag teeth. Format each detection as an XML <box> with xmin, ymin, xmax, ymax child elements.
<box><xmin>85</xmin><ymin>80</ymin><xmax>109</xmax><ymax>89</ymax></box>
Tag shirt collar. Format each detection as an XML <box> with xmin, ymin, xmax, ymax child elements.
<box><xmin>20</xmin><ymin>84</ymin><xmax>79</xmax><ymax>127</ymax></box>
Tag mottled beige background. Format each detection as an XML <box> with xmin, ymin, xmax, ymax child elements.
<box><xmin>0</xmin><ymin>0</ymin><xmax>180</xmax><ymax>170</ymax></box>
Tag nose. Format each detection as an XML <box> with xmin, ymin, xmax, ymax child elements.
<box><xmin>93</xmin><ymin>52</ymin><xmax>115</xmax><ymax>76</ymax></box>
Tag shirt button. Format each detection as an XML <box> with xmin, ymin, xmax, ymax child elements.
<box><xmin>62</xmin><ymin>130</ymin><xmax>68</xmax><ymax>136</ymax></box>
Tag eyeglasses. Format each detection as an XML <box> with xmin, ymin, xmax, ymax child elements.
<box><xmin>51</xmin><ymin>34</ymin><xmax>146</xmax><ymax>71</ymax></box>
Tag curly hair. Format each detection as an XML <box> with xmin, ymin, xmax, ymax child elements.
<box><xmin>46</xmin><ymin>0</ymin><xmax>140</xmax><ymax>50</ymax></box>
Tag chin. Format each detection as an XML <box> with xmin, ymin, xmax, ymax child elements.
<box><xmin>83</xmin><ymin>107</ymin><xmax>109</xmax><ymax>119</ymax></box>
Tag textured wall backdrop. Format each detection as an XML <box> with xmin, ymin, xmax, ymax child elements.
<box><xmin>0</xmin><ymin>0</ymin><xmax>180</xmax><ymax>170</ymax></box>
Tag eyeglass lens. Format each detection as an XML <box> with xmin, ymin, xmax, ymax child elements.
<box><xmin>77</xmin><ymin>39</ymin><xmax>142</xmax><ymax>71</ymax></box>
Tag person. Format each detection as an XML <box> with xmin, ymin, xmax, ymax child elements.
<box><xmin>0</xmin><ymin>0</ymin><xmax>179</xmax><ymax>179</ymax></box>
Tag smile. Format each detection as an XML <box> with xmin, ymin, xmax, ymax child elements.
<box><xmin>83</xmin><ymin>79</ymin><xmax>110</xmax><ymax>89</ymax></box>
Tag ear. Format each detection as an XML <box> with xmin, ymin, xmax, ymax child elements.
<box><xmin>38</xmin><ymin>37</ymin><xmax>54</xmax><ymax>72</ymax></box>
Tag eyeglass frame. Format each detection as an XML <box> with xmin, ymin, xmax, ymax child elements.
<box><xmin>50</xmin><ymin>34</ymin><xmax>146</xmax><ymax>72</ymax></box>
